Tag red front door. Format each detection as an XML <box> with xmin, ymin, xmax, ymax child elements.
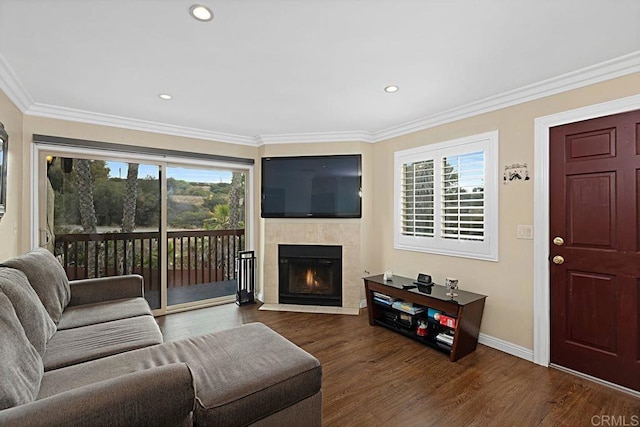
<box><xmin>549</xmin><ymin>109</ymin><xmax>640</xmax><ymax>392</ymax></box>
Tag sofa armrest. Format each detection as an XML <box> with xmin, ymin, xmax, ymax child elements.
<box><xmin>68</xmin><ymin>274</ymin><xmax>144</xmax><ymax>306</ymax></box>
<box><xmin>0</xmin><ymin>363</ymin><xmax>195</xmax><ymax>427</ymax></box>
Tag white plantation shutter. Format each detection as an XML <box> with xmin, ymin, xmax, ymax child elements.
<box><xmin>394</xmin><ymin>131</ymin><xmax>498</xmax><ymax>261</ymax></box>
<box><xmin>441</xmin><ymin>151</ymin><xmax>485</xmax><ymax>241</ymax></box>
<box><xmin>401</xmin><ymin>159</ymin><xmax>434</xmax><ymax>237</ymax></box>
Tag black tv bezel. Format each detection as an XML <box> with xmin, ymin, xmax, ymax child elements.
<box><xmin>261</xmin><ymin>154</ymin><xmax>362</xmax><ymax>219</ymax></box>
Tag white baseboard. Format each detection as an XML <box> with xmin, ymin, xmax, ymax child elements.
<box><xmin>256</xmin><ymin>292</ymin><xmax>265</xmax><ymax>303</ymax></box>
<box><xmin>550</xmin><ymin>364</ymin><xmax>640</xmax><ymax>397</ymax></box>
<box><xmin>478</xmin><ymin>333</ymin><xmax>534</xmax><ymax>362</ymax></box>
<box><xmin>258</xmin><ymin>294</ymin><xmax>533</xmax><ymax>362</ymax></box>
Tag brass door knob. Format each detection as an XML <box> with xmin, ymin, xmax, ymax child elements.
<box><xmin>553</xmin><ymin>236</ymin><xmax>564</xmax><ymax>246</ymax></box>
<box><xmin>552</xmin><ymin>255</ymin><xmax>565</xmax><ymax>265</ymax></box>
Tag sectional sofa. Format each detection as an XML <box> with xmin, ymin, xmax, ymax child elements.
<box><xmin>0</xmin><ymin>248</ymin><xmax>322</xmax><ymax>426</ymax></box>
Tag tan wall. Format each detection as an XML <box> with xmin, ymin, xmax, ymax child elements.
<box><xmin>0</xmin><ymin>90</ymin><xmax>24</xmax><ymax>260</ymax></box>
<box><xmin>371</xmin><ymin>72</ymin><xmax>640</xmax><ymax>349</ymax></box>
<box><xmin>1</xmin><ymin>70</ymin><xmax>639</xmax><ymax>348</ymax></box>
<box><xmin>23</xmin><ymin>116</ymin><xmax>258</xmax><ymax>159</ymax></box>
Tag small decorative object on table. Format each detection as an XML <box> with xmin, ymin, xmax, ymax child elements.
<box><xmin>383</xmin><ymin>268</ymin><xmax>393</xmax><ymax>282</ymax></box>
<box><xmin>415</xmin><ymin>273</ymin><xmax>433</xmax><ymax>293</ymax></box>
<box><xmin>445</xmin><ymin>277</ymin><xmax>459</xmax><ymax>297</ymax></box>
<box><xmin>416</xmin><ymin>319</ymin><xmax>428</xmax><ymax>337</ymax></box>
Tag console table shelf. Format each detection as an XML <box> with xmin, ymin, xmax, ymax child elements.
<box><xmin>364</xmin><ymin>275</ymin><xmax>487</xmax><ymax>361</ymax></box>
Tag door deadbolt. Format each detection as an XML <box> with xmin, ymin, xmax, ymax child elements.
<box><xmin>553</xmin><ymin>236</ymin><xmax>564</xmax><ymax>246</ymax></box>
<box><xmin>552</xmin><ymin>255</ymin><xmax>565</xmax><ymax>265</ymax></box>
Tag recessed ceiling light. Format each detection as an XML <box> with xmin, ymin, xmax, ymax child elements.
<box><xmin>189</xmin><ymin>4</ymin><xmax>214</xmax><ymax>22</ymax></box>
<box><xmin>384</xmin><ymin>85</ymin><xmax>399</xmax><ymax>93</ymax></box>
<box><xmin>158</xmin><ymin>93</ymin><xmax>172</xmax><ymax>100</ymax></box>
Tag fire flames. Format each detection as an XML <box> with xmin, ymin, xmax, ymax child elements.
<box><xmin>305</xmin><ymin>268</ymin><xmax>319</xmax><ymax>288</ymax></box>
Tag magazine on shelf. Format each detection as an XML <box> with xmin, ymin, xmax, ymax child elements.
<box><xmin>391</xmin><ymin>301</ymin><xmax>426</xmax><ymax>315</ymax></box>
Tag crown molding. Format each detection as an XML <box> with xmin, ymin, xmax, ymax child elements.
<box><xmin>1</xmin><ymin>50</ymin><xmax>638</xmax><ymax>146</ymax></box>
<box><xmin>26</xmin><ymin>103</ymin><xmax>258</xmax><ymax>146</ymax></box>
<box><xmin>256</xmin><ymin>130</ymin><xmax>374</xmax><ymax>145</ymax></box>
<box><xmin>372</xmin><ymin>50</ymin><xmax>640</xmax><ymax>142</ymax></box>
<box><xmin>0</xmin><ymin>53</ymin><xmax>33</xmax><ymax>113</ymax></box>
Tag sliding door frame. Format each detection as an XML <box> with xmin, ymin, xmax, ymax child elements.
<box><xmin>30</xmin><ymin>142</ymin><xmax>254</xmax><ymax>316</ymax></box>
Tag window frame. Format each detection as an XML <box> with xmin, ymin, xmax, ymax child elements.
<box><xmin>394</xmin><ymin>130</ymin><xmax>499</xmax><ymax>261</ymax></box>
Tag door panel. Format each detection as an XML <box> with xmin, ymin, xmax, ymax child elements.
<box><xmin>550</xmin><ymin>109</ymin><xmax>640</xmax><ymax>392</ymax></box>
<box><xmin>566</xmin><ymin>173</ymin><xmax>615</xmax><ymax>248</ymax></box>
<box><xmin>566</xmin><ymin>271</ymin><xmax>616</xmax><ymax>353</ymax></box>
<box><xmin>566</xmin><ymin>128</ymin><xmax>616</xmax><ymax>160</ymax></box>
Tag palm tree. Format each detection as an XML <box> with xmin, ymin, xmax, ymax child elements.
<box><xmin>121</xmin><ymin>163</ymin><xmax>139</xmax><ymax>274</ymax></box>
<box><xmin>75</xmin><ymin>159</ymin><xmax>97</xmax><ymax>276</ymax></box>
<box><xmin>203</xmin><ymin>204</ymin><xmax>231</xmax><ymax>278</ymax></box>
<box><xmin>212</xmin><ymin>204</ymin><xmax>230</xmax><ymax>230</ymax></box>
<box><xmin>121</xmin><ymin>163</ymin><xmax>139</xmax><ymax>232</ymax></box>
<box><xmin>229</xmin><ymin>172</ymin><xmax>243</xmax><ymax>230</ymax></box>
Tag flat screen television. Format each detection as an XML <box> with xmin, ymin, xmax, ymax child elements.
<box><xmin>261</xmin><ymin>154</ymin><xmax>362</xmax><ymax>218</ymax></box>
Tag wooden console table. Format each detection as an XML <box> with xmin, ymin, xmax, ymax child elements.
<box><xmin>364</xmin><ymin>275</ymin><xmax>487</xmax><ymax>361</ymax></box>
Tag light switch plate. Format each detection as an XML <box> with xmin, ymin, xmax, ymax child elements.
<box><xmin>517</xmin><ymin>225</ymin><xmax>533</xmax><ymax>239</ymax></box>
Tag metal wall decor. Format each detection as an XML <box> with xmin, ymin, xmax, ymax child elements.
<box><xmin>0</xmin><ymin>122</ymin><xmax>8</xmax><ymax>220</ymax></box>
<box><xmin>503</xmin><ymin>163</ymin><xmax>530</xmax><ymax>185</ymax></box>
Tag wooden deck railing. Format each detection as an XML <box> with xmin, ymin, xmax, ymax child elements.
<box><xmin>54</xmin><ymin>229</ymin><xmax>245</xmax><ymax>294</ymax></box>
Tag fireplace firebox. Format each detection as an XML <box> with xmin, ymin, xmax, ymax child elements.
<box><xmin>278</xmin><ymin>244</ymin><xmax>342</xmax><ymax>306</ymax></box>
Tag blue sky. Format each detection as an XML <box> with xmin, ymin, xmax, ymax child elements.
<box><xmin>106</xmin><ymin>161</ymin><xmax>232</xmax><ymax>183</ymax></box>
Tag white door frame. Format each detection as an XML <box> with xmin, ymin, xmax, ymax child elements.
<box><xmin>533</xmin><ymin>93</ymin><xmax>640</xmax><ymax>366</ymax></box>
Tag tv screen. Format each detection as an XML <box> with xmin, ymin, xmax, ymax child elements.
<box><xmin>261</xmin><ymin>154</ymin><xmax>362</xmax><ymax>218</ymax></box>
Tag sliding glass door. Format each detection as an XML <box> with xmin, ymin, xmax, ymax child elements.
<box><xmin>165</xmin><ymin>166</ymin><xmax>246</xmax><ymax>307</ymax></box>
<box><xmin>42</xmin><ymin>156</ymin><xmax>162</xmax><ymax>309</ymax></box>
<box><xmin>37</xmin><ymin>149</ymin><xmax>250</xmax><ymax>314</ymax></box>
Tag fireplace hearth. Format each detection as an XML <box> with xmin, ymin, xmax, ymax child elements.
<box><xmin>278</xmin><ymin>244</ymin><xmax>342</xmax><ymax>306</ymax></box>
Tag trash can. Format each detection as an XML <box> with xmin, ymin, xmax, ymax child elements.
<box><xmin>236</xmin><ymin>250</ymin><xmax>256</xmax><ymax>306</ymax></box>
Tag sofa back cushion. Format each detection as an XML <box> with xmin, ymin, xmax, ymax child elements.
<box><xmin>0</xmin><ymin>268</ymin><xmax>56</xmax><ymax>356</ymax></box>
<box><xmin>0</xmin><ymin>292</ymin><xmax>44</xmax><ymax>410</ymax></box>
<box><xmin>1</xmin><ymin>248</ymin><xmax>71</xmax><ymax>325</ymax></box>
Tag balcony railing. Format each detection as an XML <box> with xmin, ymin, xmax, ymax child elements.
<box><xmin>54</xmin><ymin>229</ymin><xmax>245</xmax><ymax>297</ymax></box>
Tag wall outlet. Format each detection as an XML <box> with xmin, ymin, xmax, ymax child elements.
<box><xmin>517</xmin><ymin>225</ymin><xmax>533</xmax><ymax>239</ymax></box>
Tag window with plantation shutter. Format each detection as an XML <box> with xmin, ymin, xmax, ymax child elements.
<box><xmin>441</xmin><ymin>151</ymin><xmax>485</xmax><ymax>241</ymax></box>
<box><xmin>394</xmin><ymin>131</ymin><xmax>498</xmax><ymax>261</ymax></box>
<box><xmin>401</xmin><ymin>159</ymin><xmax>434</xmax><ymax>238</ymax></box>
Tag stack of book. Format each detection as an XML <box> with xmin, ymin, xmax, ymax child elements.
<box><xmin>436</xmin><ymin>332</ymin><xmax>454</xmax><ymax>346</ymax></box>
<box><xmin>372</xmin><ymin>292</ymin><xmax>396</xmax><ymax>306</ymax></box>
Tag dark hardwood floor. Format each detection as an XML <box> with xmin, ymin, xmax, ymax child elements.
<box><xmin>156</xmin><ymin>303</ymin><xmax>639</xmax><ymax>427</ymax></box>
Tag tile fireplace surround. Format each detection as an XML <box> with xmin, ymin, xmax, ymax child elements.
<box><xmin>261</xmin><ymin>222</ymin><xmax>363</xmax><ymax>309</ymax></box>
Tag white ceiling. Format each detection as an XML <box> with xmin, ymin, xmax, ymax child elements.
<box><xmin>0</xmin><ymin>0</ymin><xmax>639</xmax><ymax>145</ymax></box>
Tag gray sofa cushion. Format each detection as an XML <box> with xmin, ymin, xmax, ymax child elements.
<box><xmin>0</xmin><ymin>364</ymin><xmax>196</xmax><ymax>427</ymax></box>
<box><xmin>57</xmin><ymin>297</ymin><xmax>153</xmax><ymax>330</ymax></box>
<box><xmin>1</xmin><ymin>248</ymin><xmax>71</xmax><ymax>325</ymax></box>
<box><xmin>68</xmin><ymin>275</ymin><xmax>144</xmax><ymax>306</ymax></box>
<box><xmin>38</xmin><ymin>323</ymin><xmax>321</xmax><ymax>425</ymax></box>
<box><xmin>43</xmin><ymin>315</ymin><xmax>163</xmax><ymax>371</ymax></box>
<box><xmin>0</xmin><ymin>268</ymin><xmax>56</xmax><ymax>356</ymax></box>
<box><xmin>0</xmin><ymin>293</ymin><xmax>44</xmax><ymax>410</ymax></box>
<box><xmin>189</xmin><ymin>323</ymin><xmax>322</xmax><ymax>425</ymax></box>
